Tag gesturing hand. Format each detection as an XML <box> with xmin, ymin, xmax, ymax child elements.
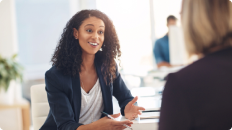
<box><xmin>124</xmin><ymin>96</ymin><xmax>146</xmax><ymax>120</ymax></box>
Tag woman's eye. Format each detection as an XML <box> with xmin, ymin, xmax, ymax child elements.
<box><xmin>99</xmin><ymin>31</ymin><xmax>104</xmax><ymax>34</ymax></box>
<box><xmin>86</xmin><ymin>29</ymin><xmax>92</xmax><ymax>32</ymax></box>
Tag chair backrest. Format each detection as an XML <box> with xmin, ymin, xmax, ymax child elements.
<box><xmin>31</xmin><ymin>84</ymin><xmax>49</xmax><ymax>130</ymax></box>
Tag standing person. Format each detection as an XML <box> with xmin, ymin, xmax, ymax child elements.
<box><xmin>40</xmin><ymin>10</ymin><xmax>145</xmax><ymax>130</ymax></box>
<box><xmin>153</xmin><ymin>15</ymin><xmax>177</xmax><ymax>68</ymax></box>
<box><xmin>159</xmin><ymin>0</ymin><xmax>232</xmax><ymax>130</ymax></box>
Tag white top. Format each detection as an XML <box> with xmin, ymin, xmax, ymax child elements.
<box><xmin>79</xmin><ymin>78</ymin><xmax>104</xmax><ymax>125</ymax></box>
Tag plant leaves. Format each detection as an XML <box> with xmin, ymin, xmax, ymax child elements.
<box><xmin>12</xmin><ymin>54</ymin><xmax>17</xmax><ymax>60</ymax></box>
<box><xmin>0</xmin><ymin>54</ymin><xmax>24</xmax><ymax>91</ymax></box>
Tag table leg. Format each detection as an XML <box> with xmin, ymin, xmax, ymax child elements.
<box><xmin>21</xmin><ymin>106</ymin><xmax>30</xmax><ymax>130</ymax></box>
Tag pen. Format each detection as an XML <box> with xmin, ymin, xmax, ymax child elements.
<box><xmin>101</xmin><ymin>111</ymin><xmax>133</xmax><ymax>130</ymax></box>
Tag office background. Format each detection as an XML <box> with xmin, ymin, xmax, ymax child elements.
<box><xmin>0</xmin><ymin>0</ymin><xmax>182</xmax><ymax>129</ymax></box>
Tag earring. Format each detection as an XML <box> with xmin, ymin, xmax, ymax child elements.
<box><xmin>99</xmin><ymin>48</ymin><xmax>102</xmax><ymax>51</ymax></box>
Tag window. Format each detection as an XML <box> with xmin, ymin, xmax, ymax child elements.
<box><xmin>96</xmin><ymin>0</ymin><xmax>153</xmax><ymax>74</ymax></box>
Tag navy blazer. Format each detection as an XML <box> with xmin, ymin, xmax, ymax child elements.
<box><xmin>40</xmin><ymin>61</ymin><xmax>134</xmax><ymax>130</ymax></box>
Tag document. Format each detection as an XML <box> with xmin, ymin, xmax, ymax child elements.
<box><xmin>140</xmin><ymin>112</ymin><xmax>159</xmax><ymax>119</ymax></box>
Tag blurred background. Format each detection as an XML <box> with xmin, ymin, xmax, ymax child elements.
<box><xmin>0</xmin><ymin>0</ymin><xmax>186</xmax><ymax>129</ymax></box>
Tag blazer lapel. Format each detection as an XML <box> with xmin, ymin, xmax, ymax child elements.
<box><xmin>95</xmin><ymin>62</ymin><xmax>113</xmax><ymax>115</ymax></box>
<box><xmin>71</xmin><ymin>73</ymin><xmax>82</xmax><ymax>122</ymax></box>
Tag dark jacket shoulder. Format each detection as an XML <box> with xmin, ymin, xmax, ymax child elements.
<box><xmin>166</xmin><ymin>47</ymin><xmax>232</xmax><ymax>87</ymax></box>
<box><xmin>45</xmin><ymin>66</ymin><xmax>72</xmax><ymax>92</ymax></box>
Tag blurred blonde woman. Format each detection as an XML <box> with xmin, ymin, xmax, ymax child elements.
<box><xmin>159</xmin><ymin>0</ymin><xmax>232</xmax><ymax>130</ymax></box>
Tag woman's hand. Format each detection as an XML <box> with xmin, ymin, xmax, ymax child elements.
<box><xmin>77</xmin><ymin>113</ymin><xmax>133</xmax><ymax>130</ymax></box>
<box><xmin>124</xmin><ymin>96</ymin><xmax>146</xmax><ymax>120</ymax></box>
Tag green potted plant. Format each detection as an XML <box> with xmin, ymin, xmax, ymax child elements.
<box><xmin>0</xmin><ymin>54</ymin><xmax>23</xmax><ymax>104</ymax></box>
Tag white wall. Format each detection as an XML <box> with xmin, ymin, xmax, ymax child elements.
<box><xmin>0</xmin><ymin>0</ymin><xmax>18</xmax><ymax>58</ymax></box>
<box><xmin>0</xmin><ymin>1</ymin><xmax>23</xmax><ymax>130</ymax></box>
<box><xmin>152</xmin><ymin>0</ymin><xmax>182</xmax><ymax>38</ymax></box>
<box><xmin>69</xmin><ymin>0</ymin><xmax>96</xmax><ymax>16</ymax></box>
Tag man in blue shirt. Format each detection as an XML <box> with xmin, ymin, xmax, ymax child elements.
<box><xmin>153</xmin><ymin>15</ymin><xmax>177</xmax><ymax>68</ymax></box>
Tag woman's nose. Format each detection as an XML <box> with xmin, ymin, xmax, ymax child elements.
<box><xmin>91</xmin><ymin>32</ymin><xmax>98</xmax><ymax>39</ymax></box>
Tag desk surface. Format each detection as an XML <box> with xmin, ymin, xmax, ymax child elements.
<box><xmin>0</xmin><ymin>99</ymin><xmax>30</xmax><ymax>130</ymax></box>
<box><xmin>0</xmin><ymin>100</ymin><xmax>29</xmax><ymax>109</ymax></box>
<box><xmin>120</xmin><ymin>112</ymin><xmax>159</xmax><ymax>130</ymax></box>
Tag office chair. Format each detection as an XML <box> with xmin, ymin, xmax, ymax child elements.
<box><xmin>31</xmin><ymin>84</ymin><xmax>49</xmax><ymax>130</ymax></box>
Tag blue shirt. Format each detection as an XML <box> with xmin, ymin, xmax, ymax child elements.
<box><xmin>153</xmin><ymin>35</ymin><xmax>170</xmax><ymax>64</ymax></box>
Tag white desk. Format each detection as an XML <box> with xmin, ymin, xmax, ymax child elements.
<box><xmin>120</xmin><ymin>112</ymin><xmax>159</xmax><ymax>130</ymax></box>
<box><xmin>113</xmin><ymin>86</ymin><xmax>162</xmax><ymax>130</ymax></box>
<box><xmin>0</xmin><ymin>100</ymin><xmax>30</xmax><ymax>130</ymax></box>
<box><xmin>128</xmin><ymin>118</ymin><xmax>158</xmax><ymax>130</ymax></box>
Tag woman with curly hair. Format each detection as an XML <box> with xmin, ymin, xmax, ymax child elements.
<box><xmin>40</xmin><ymin>9</ymin><xmax>145</xmax><ymax>130</ymax></box>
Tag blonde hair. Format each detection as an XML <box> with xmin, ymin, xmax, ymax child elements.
<box><xmin>181</xmin><ymin>0</ymin><xmax>232</xmax><ymax>56</ymax></box>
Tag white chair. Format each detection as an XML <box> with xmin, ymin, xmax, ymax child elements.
<box><xmin>31</xmin><ymin>84</ymin><xmax>49</xmax><ymax>130</ymax></box>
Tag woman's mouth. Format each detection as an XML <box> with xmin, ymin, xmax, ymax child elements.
<box><xmin>88</xmin><ymin>42</ymin><xmax>99</xmax><ymax>48</ymax></box>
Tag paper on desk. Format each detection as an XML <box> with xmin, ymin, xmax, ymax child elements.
<box><xmin>120</xmin><ymin>112</ymin><xmax>159</xmax><ymax>123</ymax></box>
<box><xmin>140</xmin><ymin>112</ymin><xmax>159</xmax><ymax>119</ymax></box>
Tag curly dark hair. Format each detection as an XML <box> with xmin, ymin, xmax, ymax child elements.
<box><xmin>51</xmin><ymin>9</ymin><xmax>121</xmax><ymax>85</ymax></box>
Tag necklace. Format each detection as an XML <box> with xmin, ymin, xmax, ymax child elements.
<box><xmin>79</xmin><ymin>73</ymin><xmax>86</xmax><ymax>91</ymax></box>
<box><xmin>80</xmin><ymin>79</ymin><xmax>85</xmax><ymax>91</ymax></box>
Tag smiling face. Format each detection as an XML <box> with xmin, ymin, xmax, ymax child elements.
<box><xmin>73</xmin><ymin>16</ymin><xmax>105</xmax><ymax>55</ymax></box>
